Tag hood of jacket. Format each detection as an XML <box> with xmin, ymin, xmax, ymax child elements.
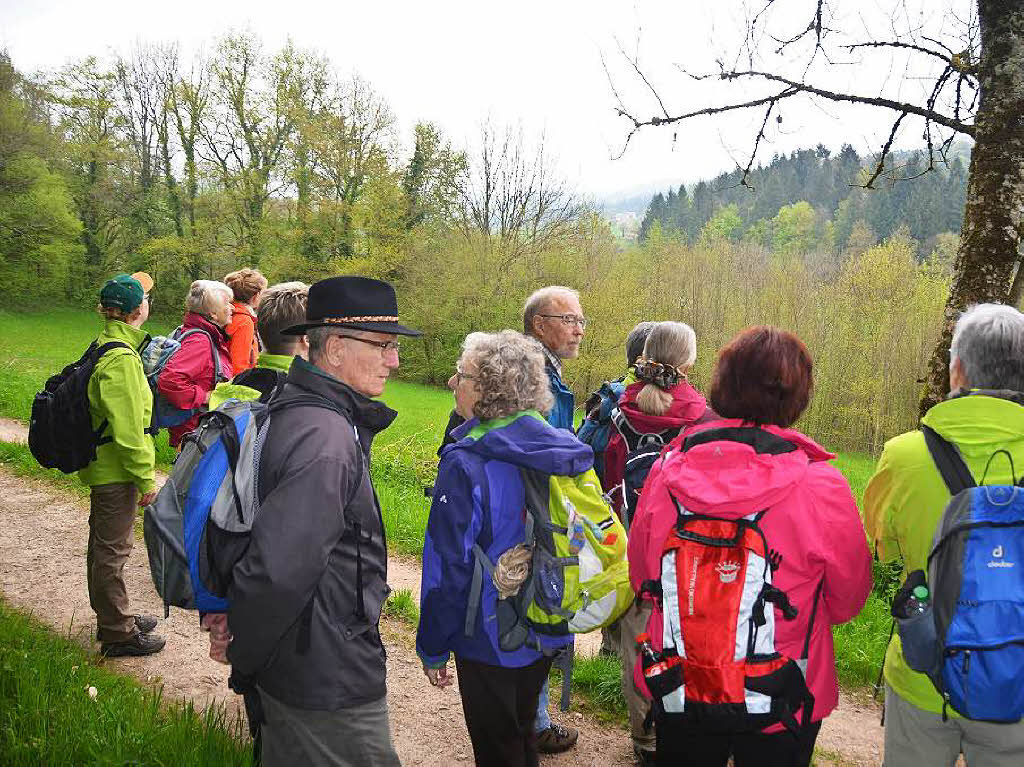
<box><xmin>446</xmin><ymin>410</ymin><xmax>593</xmax><ymax>477</ymax></box>
<box><xmin>660</xmin><ymin>419</ymin><xmax>835</xmax><ymax>519</ymax></box>
<box><xmin>922</xmin><ymin>390</ymin><xmax>1024</xmax><ymax>461</ymax></box>
<box><xmin>619</xmin><ymin>380</ymin><xmax>709</xmax><ymax>434</ymax></box>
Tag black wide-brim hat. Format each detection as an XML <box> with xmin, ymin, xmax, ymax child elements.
<box><xmin>282</xmin><ymin>276</ymin><xmax>422</xmax><ymax>336</ymax></box>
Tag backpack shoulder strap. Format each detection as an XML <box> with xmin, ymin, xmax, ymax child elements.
<box><xmin>610</xmin><ymin>406</ymin><xmax>644</xmax><ymax>452</ymax></box>
<box><xmin>92</xmin><ymin>340</ymin><xmax>133</xmax><ymax>361</ymax></box>
<box><xmin>921</xmin><ymin>425</ymin><xmax>975</xmax><ymax>495</ymax></box>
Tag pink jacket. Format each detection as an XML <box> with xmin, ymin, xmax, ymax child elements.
<box><xmin>627</xmin><ymin>419</ymin><xmax>871</xmax><ymax>725</ymax></box>
<box><xmin>157</xmin><ymin>312</ymin><xmax>233</xmax><ymax>447</ymax></box>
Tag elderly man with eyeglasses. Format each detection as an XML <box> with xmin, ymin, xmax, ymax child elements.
<box><xmin>214</xmin><ymin>276</ymin><xmax>418</xmax><ymax>766</ymax></box>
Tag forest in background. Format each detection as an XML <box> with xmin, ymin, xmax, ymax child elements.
<box><xmin>1</xmin><ymin>36</ymin><xmax>957</xmax><ymax>453</ymax></box>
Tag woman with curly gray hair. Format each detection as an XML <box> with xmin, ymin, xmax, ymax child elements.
<box><xmin>416</xmin><ymin>330</ymin><xmax>592</xmax><ymax>767</ymax></box>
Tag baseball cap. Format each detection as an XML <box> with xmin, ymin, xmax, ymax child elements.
<box><xmin>99</xmin><ymin>274</ymin><xmax>145</xmax><ymax>313</ymax></box>
<box><xmin>131</xmin><ymin>271</ymin><xmax>154</xmax><ymax>294</ymax></box>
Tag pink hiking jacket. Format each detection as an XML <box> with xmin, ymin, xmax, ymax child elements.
<box><xmin>627</xmin><ymin>419</ymin><xmax>871</xmax><ymax>725</ymax></box>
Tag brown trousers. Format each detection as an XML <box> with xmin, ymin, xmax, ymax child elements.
<box><xmin>87</xmin><ymin>483</ymin><xmax>138</xmax><ymax>642</ymax></box>
<box><xmin>610</xmin><ymin>600</ymin><xmax>656</xmax><ymax>753</ymax></box>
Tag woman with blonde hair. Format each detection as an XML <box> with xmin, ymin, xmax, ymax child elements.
<box><xmin>600</xmin><ymin>320</ymin><xmax>713</xmax><ymax>766</ymax></box>
<box><xmin>157</xmin><ymin>279</ymin><xmax>234</xmax><ymax>447</ymax></box>
<box><xmin>224</xmin><ymin>267</ymin><xmax>268</xmax><ymax>374</ymax></box>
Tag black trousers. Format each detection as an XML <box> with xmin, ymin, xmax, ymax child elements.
<box><xmin>656</xmin><ymin>720</ymin><xmax>822</xmax><ymax>767</ymax></box>
<box><xmin>454</xmin><ymin>654</ymin><xmax>553</xmax><ymax>767</ymax></box>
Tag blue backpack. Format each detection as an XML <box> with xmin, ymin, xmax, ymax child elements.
<box><xmin>143</xmin><ymin>394</ymin><xmax>348</xmax><ymax>614</ymax></box>
<box><xmin>897</xmin><ymin>425</ymin><xmax>1024</xmax><ymax>722</ymax></box>
<box><xmin>141</xmin><ymin>327</ymin><xmax>226</xmax><ymax>429</ymax></box>
<box><xmin>577</xmin><ymin>380</ymin><xmax>626</xmax><ymax>481</ymax></box>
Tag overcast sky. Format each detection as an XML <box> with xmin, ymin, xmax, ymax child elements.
<box><xmin>1</xmin><ymin>0</ymin><xmax>973</xmax><ymax>203</ymax></box>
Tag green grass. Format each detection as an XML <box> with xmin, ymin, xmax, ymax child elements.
<box><xmin>0</xmin><ymin>596</ymin><xmax>250</xmax><ymax>765</ymax></box>
<box><xmin>382</xmin><ymin>588</ymin><xmax>420</xmax><ymax>628</ymax></box>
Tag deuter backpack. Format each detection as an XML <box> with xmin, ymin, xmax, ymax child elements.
<box><xmin>29</xmin><ymin>341</ymin><xmax>131</xmax><ymax>473</ymax></box>
<box><xmin>143</xmin><ymin>394</ymin><xmax>350</xmax><ymax>615</ymax></box>
<box><xmin>464</xmin><ymin>466</ymin><xmax>633</xmax><ymax>708</ymax></box>
<box><xmin>895</xmin><ymin>426</ymin><xmax>1024</xmax><ymax>722</ymax></box>
<box><xmin>610</xmin><ymin>406</ymin><xmax>680</xmax><ymax>530</ymax></box>
<box><xmin>141</xmin><ymin>327</ymin><xmax>225</xmax><ymax>429</ymax></box>
<box><xmin>636</xmin><ymin>427</ymin><xmax>816</xmax><ymax>735</ymax></box>
<box><xmin>576</xmin><ymin>379</ymin><xmax>626</xmax><ymax>481</ymax></box>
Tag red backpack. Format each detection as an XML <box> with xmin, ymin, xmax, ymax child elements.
<box><xmin>635</xmin><ymin>426</ymin><xmax>818</xmax><ymax>734</ymax></box>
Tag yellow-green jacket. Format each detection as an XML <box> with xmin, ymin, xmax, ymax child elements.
<box><xmin>864</xmin><ymin>391</ymin><xmax>1024</xmax><ymax>714</ymax></box>
<box><xmin>77</xmin><ymin>320</ymin><xmax>155</xmax><ymax>495</ymax></box>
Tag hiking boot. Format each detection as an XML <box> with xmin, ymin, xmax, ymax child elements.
<box><xmin>634</xmin><ymin>747</ymin><xmax>657</xmax><ymax>766</ymax></box>
<box><xmin>101</xmin><ymin>631</ymin><xmax>166</xmax><ymax>658</ymax></box>
<box><xmin>134</xmin><ymin>615</ymin><xmax>158</xmax><ymax>634</ymax></box>
<box><xmin>535</xmin><ymin>723</ymin><xmax>578</xmax><ymax>754</ymax></box>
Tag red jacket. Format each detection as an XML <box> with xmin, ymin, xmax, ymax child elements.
<box><xmin>602</xmin><ymin>380</ymin><xmax>712</xmax><ymax>515</ymax></box>
<box><xmin>158</xmin><ymin>312</ymin><xmax>233</xmax><ymax>446</ymax></box>
<box><xmin>226</xmin><ymin>301</ymin><xmax>258</xmax><ymax>374</ymax></box>
<box><xmin>627</xmin><ymin>419</ymin><xmax>871</xmax><ymax>726</ymax></box>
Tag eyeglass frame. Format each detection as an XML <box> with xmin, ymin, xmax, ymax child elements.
<box><xmin>454</xmin><ymin>366</ymin><xmax>477</xmax><ymax>385</ymax></box>
<box><xmin>331</xmin><ymin>333</ymin><xmax>402</xmax><ymax>353</ymax></box>
<box><xmin>537</xmin><ymin>313</ymin><xmax>588</xmax><ymax>329</ymax></box>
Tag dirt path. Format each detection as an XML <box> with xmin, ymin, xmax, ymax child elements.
<box><xmin>0</xmin><ymin>416</ymin><xmax>883</xmax><ymax>765</ymax></box>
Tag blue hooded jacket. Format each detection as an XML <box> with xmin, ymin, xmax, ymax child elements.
<box><xmin>417</xmin><ymin>410</ymin><xmax>593</xmax><ymax>668</ymax></box>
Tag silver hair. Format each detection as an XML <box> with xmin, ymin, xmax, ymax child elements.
<box><xmin>185</xmin><ymin>279</ymin><xmax>233</xmax><ymax>316</ymax></box>
<box><xmin>522</xmin><ymin>286</ymin><xmax>580</xmax><ymax>335</ymax></box>
<box><xmin>461</xmin><ymin>330</ymin><xmax>555</xmax><ymax>420</ymax></box>
<box><xmin>306</xmin><ymin>326</ymin><xmax>333</xmax><ymax>365</ymax></box>
<box><xmin>950</xmin><ymin>303</ymin><xmax>1024</xmax><ymax>392</ymax></box>
<box><xmin>636</xmin><ymin>321</ymin><xmax>698</xmax><ymax>416</ymax></box>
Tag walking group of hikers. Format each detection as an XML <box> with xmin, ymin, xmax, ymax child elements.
<box><xmin>25</xmin><ymin>269</ymin><xmax>1024</xmax><ymax>767</ymax></box>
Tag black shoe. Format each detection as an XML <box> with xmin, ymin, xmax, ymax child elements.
<box><xmin>101</xmin><ymin>631</ymin><xmax>166</xmax><ymax>657</ymax></box>
<box><xmin>134</xmin><ymin>615</ymin><xmax>158</xmax><ymax>634</ymax></box>
<box><xmin>535</xmin><ymin>723</ymin><xmax>578</xmax><ymax>754</ymax></box>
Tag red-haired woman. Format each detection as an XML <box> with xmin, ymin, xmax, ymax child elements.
<box><xmin>627</xmin><ymin>326</ymin><xmax>871</xmax><ymax>767</ymax></box>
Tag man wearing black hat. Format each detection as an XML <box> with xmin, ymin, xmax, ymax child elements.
<box><xmin>222</xmin><ymin>276</ymin><xmax>418</xmax><ymax>765</ymax></box>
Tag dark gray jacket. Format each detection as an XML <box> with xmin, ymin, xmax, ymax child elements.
<box><xmin>227</xmin><ymin>357</ymin><xmax>396</xmax><ymax>710</ymax></box>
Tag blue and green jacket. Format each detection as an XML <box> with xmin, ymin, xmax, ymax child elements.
<box><xmin>417</xmin><ymin>411</ymin><xmax>592</xmax><ymax>668</ymax></box>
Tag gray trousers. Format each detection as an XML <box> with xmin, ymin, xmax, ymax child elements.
<box><xmin>258</xmin><ymin>687</ymin><xmax>401</xmax><ymax>767</ymax></box>
<box><xmin>884</xmin><ymin>685</ymin><xmax>1024</xmax><ymax>767</ymax></box>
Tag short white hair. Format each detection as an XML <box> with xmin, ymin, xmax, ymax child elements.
<box><xmin>950</xmin><ymin>303</ymin><xmax>1024</xmax><ymax>392</ymax></box>
<box><xmin>461</xmin><ymin>330</ymin><xmax>555</xmax><ymax>419</ymax></box>
<box><xmin>185</xmin><ymin>279</ymin><xmax>233</xmax><ymax>316</ymax></box>
<box><xmin>522</xmin><ymin>286</ymin><xmax>580</xmax><ymax>335</ymax></box>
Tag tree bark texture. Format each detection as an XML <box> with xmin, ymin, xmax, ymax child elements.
<box><xmin>920</xmin><ymin>1</ymin><xmax>1024</xmax><ymax>416</ymax></box>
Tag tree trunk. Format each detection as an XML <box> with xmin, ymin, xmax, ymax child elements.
<box><xmin>919</xmin><ymin>0</ymin><xmax>1024</xmax><ymax>416</ymax></box>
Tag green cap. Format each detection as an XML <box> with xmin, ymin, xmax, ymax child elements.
<box><xmin>912</xmin><ymin>585</ymin><xmax>929</xmax><ymax>600</ymax></box>
<box><xmin>99</xmin><ymin>274</ymin><xmax>144</xmax><ymax>313</ymax></box>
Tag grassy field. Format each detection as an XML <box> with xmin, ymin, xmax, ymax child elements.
<box><xmin>0</xmin><ymin>596</ymin><xmax>250</xmax><ymax>765</ymax></box>
<box><xmin>0</xmin><ymin>306</ymin><xmax>891</xmax><ymax>704</ymax></box>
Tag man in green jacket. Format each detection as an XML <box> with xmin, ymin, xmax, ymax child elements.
<box><xmin>79</xmin><ymin>273</ymin><xmax>165</xmax><ymax>657</ymax></box>
<box><xmin>864</xmin><ymin>303</ymin><xmax>1024</xmax><ymax>765</ymax></box>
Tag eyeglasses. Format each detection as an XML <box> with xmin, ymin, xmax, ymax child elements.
<box><xmin>333</xmin><ymin>334</ymin><xmax>401</xmax><ymax>353</ymax></box>
<box><xmin>538</xmin><ymin>313</ymin><xmax>587</xmax><ymax>329</ymax></box>
<box><xmin>455</xmin><ymin>367</ymin><xmax>476</xmax><ymax>384</ymax></box>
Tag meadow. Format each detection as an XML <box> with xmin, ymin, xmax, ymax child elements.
<box><xmin>0</xmin><ymin>306</ymin><xmax>890</xmax><ymax>712</ymax></box>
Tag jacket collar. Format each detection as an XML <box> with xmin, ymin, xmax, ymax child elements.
<box><xmin>540</xmin><ymin>344</ymin><xmax>563</xmax><ymax>378</ymax></box>
<box><xmin>256</xmin><ymin>352</ymin><xmax>294</xmax><ymax>372</ymax></box>
<box><xmin>286</xmin><ymin>357</ymin><xmax>397</xmax><ymax>434</ymax></box>
<box><xmin>100</xmin><ymin>319</ymin><xmax>150</xmax><ymax>352</ymax></box>
<box><xmin>948</xmin><ymin>388</ymin><xmax>1024</xmax><ymax>406</ymax></box>
<box><xmin>182</xmin><ymin>312</ymin><xmax>230</xmax><ymax>344</ymax></box>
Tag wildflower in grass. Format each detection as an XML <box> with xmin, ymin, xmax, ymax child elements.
<box><xmin>86</xmin><ymin>685</ymin><xmax>98</xmax><ymax>699</ymax></box>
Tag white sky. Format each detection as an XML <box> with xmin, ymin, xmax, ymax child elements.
<box><xmin>0</xmin><ymin>0</ymin><xmax>973</xmax><ymax>202</ymax></box>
